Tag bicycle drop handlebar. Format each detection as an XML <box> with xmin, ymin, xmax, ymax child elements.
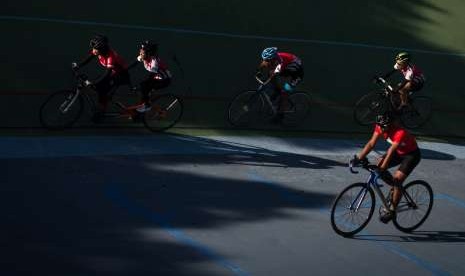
<box><xmin>349</xmin><ymin>160</ymin><xmax>379</xmax><ymax>174</ymax></box>
<box><xmin>374</xmin><ymin>76</ymin><xmax>395</xmax><ymax>92</ymax></box>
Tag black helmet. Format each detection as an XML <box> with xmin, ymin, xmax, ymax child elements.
<box><xmin>90</xmin><ymin>34</ymin><xmax>109</xmax><ymax>51</ymax></box>
<box><xmin>395</xmin><ymin>52</ymin><xmax>411</xmax><ymax>63</ymax></box>
<box><xmin>140</xmin><ymin>40</ymin><xmax>158</xmax><ymax>56</ymax></box>
<box><xmin>376</xmin><ymin>112</ymin><xmax>392</xmax><ymax>128</ymax></box>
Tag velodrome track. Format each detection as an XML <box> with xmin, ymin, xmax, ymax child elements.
<box><xmin>2</xmin><ymin>133</ymin><xmax>465</xmax><ymax>275</ymax></box>
<box><xmin>2</xmin><ymin>1</ymin><xmax>465</xmax><ymax>274</ymax></box>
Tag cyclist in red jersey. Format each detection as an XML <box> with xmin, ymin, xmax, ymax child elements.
<box><xmin>382</xmin><ymin>52</ymin><xmax>425</xmax><ymax>111</ymax></box>
<box><xmin>256</xmin><ymin>47</ymin><xmax>304</xmax><ymax>118</ymax></box>
<box><xmin>72</xmin><ymin>34</ymin><xmax>130</xmax><ymax>121</ymax></box>
<box><xmin>128</xmin><ymin>41</ymin><xmax>172</xmax><ymax>112</ymax></box>
<box><xmin>351</xmin><ymin>112</ymin><xmax>421</xmax><ymax>223</ymax></box>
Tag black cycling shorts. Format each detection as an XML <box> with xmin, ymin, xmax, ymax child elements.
<box><xmin>383</xmin><ymin>148</ymin><xmax>421</xmax><ymax>176</ymax></box>
<box><xmin>280</xmin><ymin>62</ymin><xmax>304</xmax><ymax>82</ymax></box>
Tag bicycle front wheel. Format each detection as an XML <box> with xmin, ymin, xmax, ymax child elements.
<box><xmin>401</xmin><ymin>96</ymin><xmax>432</xmax><ymax>129</ymax></box>
<box><xmin>143</xmin><ymin>93</ymin><xmax>183</xmax><ymax>132</ymax></box>
<box><xmin>393</xmin><ymin>180</ymin><xmax>433</xmax><ymax>232</ymax></box>
<box><xmin>353</xmin><ymin>91</ymin><xmax>389</xmax><ymax>126</ymax></box>
<box><xmin>227</xmin><ymin>90</ymin><xmax>264</xmax><ymax>127</ymax></box>
<box><xmin>282</xmin><ymin>92</ymin><xmax>311</xmax><ymax>126</ymax></box>
<box><xmin>39</xmin><ymin>89</ymin><xmax>84</xmax><ymax>130</ymax></box>
<box><xmin>330</xmin><ymin>183</ymin><xmax>375</xmax><ymax>237</ymax></box>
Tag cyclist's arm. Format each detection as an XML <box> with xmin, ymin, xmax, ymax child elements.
<box><xmin>396</xmin><ymin>79</ymin><xmax>410</xmax><ymax>91</ymax></box>
<box><xmin>256</xmin><ymin>61</ymin><xmax>277</xmax><ymax>79</ymax></box>
<box><xmin>127</xmin><ymin>59</ymin><xmax>139</xmax><ymax>70</ymax></box>
<box><xmin>379</xmin><ymin>142</ymin><xmax>399</xmax><ymax>171</ymax></box>
<box><xmin>382</xmin><ymin>69</ymin><xmax>397</xmax><ymax>80</ymax></box>
<box><xmin>358</xmin><ymin>131</ymin><xmax>381</xmax><ymax>160</ymax></box>
<box><xmin>76</xmin><ymin>54</ymin><xmax>95</xmax><ymax>68</ymax></box>
<box><xmin>94</xmin><ymin>68</ymin><xmax>113</xmax><ymax>84</ymax></box>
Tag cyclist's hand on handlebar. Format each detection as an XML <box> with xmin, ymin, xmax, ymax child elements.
<box><xmin>84</xmin><ymin>80</ymin><xmax>93</xmax><ymax>87</ymax></box>
<box><xmin>350</xmin><ymin>154</ymin><xmax>368</xmax><ymax>167</ymax></box>
<box><xmin>71</xmin><ymin>62</ymin><xmax>79</xmax><ymax>71</ymax></box>
<box><xmin>130</xmin><ymin>86</ymin><xmax>138</xmax><ymax>93</ymax></box>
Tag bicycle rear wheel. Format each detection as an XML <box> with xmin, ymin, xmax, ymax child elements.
<box><xmin>143</xmin><ymin>93</ymin><xmax>183</xmax><ymax>132</ymax></box>
<box><xmin>39</xmin><ymin>89</ymin><xmax>84</xmax><ymax>130</ymax></box>
<box><xmin>393</xmin><ymin>180</ymin><xmax>433</xmax><ymax>232</ymax></box>
<box><xmin>353</xmin><ymin>91</ymin><xmax>390</xmax><ymax>126</ymax></box>
<box><xmin>400</xmin><ymin>96</ymin><xmax>432</xmax><ymax>129</ymax></box>
<box><xmin>331</xmin><ymin>183</ymin><xmax>375</xmax><ymax>237</ymax></box>
<box><xmin>282</xmin><ymin>92</ymin><xmax>311</xmax><ymax>126</ymax></box>
<box><xmin>227</xmin><ymin>90</ymin><xmax>264</xmax><ymax>127</ymax></box>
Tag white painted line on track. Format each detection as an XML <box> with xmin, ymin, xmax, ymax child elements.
<box><xmin>1</xmin><ymin>15</ymin><xmax>465</xmax><ymax>57</ymax></box>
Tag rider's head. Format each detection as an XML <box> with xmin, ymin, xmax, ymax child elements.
<box><xmin>395</xmin><ymin>51</ymin><xmax>411</xmax><ymax>68</ymax></box>
<box><xmin>376</xmin><ymin>112</ymin><xmax>393</xmax><ymax>130</ymax></box>
<box><xmin>90</xmin><ymin>34</ymin><xmax>109</xmax><ymax>55</ymax></box>
<box><xmin>140</xmin><ymin>40</ymin><xmax>158</xmax><ymax>59</ymax></box>
<box><xmin>261</xmin><ymin>47</ymin><xmax>278</xmax><ymax>62</ymax></box>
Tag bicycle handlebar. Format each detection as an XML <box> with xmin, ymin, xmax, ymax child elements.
<box><xmin>374</xmin><ymin>76</ymin><xmax>394</xmax><ymax>92</ymax></box>
<box><xmin>349</xmin><ymin>160</ymin><xmax>379</xmax><ymax>174</ymax></box>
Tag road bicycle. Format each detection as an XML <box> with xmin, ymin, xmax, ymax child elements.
<box><xmin>39</xmin><ymin>71</ymin><xmax>183</xmax><ymax>132</ymax></box>
<box><xmin>227</xmin><ymin>76</ymin><xmax>311</xmax><ymax>127</ymax></box>
<box><xmin>330</xmin><ymin>160</ymin><xmax>433</xmax><ymax>237</ymax></box>
<box><xmin>353</xmin><ymin>77</ymin><xmax>432</xmax><ymax>129</ymax></box>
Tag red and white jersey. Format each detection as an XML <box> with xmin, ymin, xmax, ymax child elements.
<box><xmin>394</xmin><ymin>63</ymin><xmax>425</xmax><ymax>84</ymax></box>
<box><xmin>137</xmin><ymin>55</ymin><xmax>172</xmax><ymax>80</ymax></box>
<box><xmin>97</xmin><ymin>49</ymin><xmax>128</xmax><ymax>75</ymax></box>
<box><xmin>273</xmin><ymin>52</ymin><xmax>302</xmax><ymax>74</ymax></box>
<box><xmin>374</xmin><ymin>124</ymin><xmax>418</xmax><ymax>155</ymax></box>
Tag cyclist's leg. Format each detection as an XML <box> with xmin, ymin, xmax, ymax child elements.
<box><xmin>139</xmin><ymin>75</ymin><xmax>156</xmax><ymax>104</ymax></box>
<box><xmin>391</xmin><ymin>148</ymin><xmax>421</xmax><ymax>208</ymax></box>
<box><xmin>138</xmin><ymin>76</ymin><xmax>171</xmax><ymax>112</ymax></box>
<box><xmin>398</xmin><ymin>80</ymin><xmax>422</xmax><ymax>107</ymax></box>
<box><xmin>378</xmin><ymin>149</ymin><xmax>421</xmax><ymax>223</ymax></box>
<box><xmin>94</xmin><ymin>77</ymin><xmax>113</xmax><ymax>113</ymax></box>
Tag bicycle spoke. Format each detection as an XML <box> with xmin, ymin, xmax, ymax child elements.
<box><xmin>143</xmin><ymin>94</ymin><xmax>183</xmax><ymax>131</ymax></box>
<box><xmin>331</xmin><ymin>183</ymin><xmax>375</xmax><ymax>236</ymax></box>
<box><xmin>393</xmin><ymin>180</ymin><xmax>433</xmax><ymax>232</ymax></box>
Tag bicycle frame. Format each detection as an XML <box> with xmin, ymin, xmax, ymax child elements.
<box><xmin>375</xmin><ymin>77</ymin><xmax>416</xmax><ymax>107</ymax></box>
<box><xmin>350</xmin><ymin>162</ymin><xmax>422</xmax><ymax>214</ymax></box>
<box><xmin>349</xmin><ymin>163</ymin><xmax>391</xmax><ymax>212</ymax></box>
<box><xmin>255</xmin><ymin>75</ymin><xmax>290</xmax><ymax>116</ymax></box>
<box><xmin>70</xmin><ymin>71</ymin><xmax>140</xmax><ymax>119</ymax></box>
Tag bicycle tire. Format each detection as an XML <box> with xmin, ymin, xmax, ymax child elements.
<box><xmin>282</xmin><ymin>92</ymin><xmax>311</xmax><ymax>127</ymax></box>
<box><xmin>39</xmin><ymin>89</ymin><xmax>84</xmax><ymax>130</ymax></box>
<box><xmin>331</xmin><ymin>183</ymin><xmax>375</xmax><ymax>237</ymax></box>
<box><xmin>143</xmin><ymin>93</ymin><xmax>183</xmax><ymax>132</ymax></box>
<box><xmin>227</xmin><ymin>90</ymin><xmax>264</xmax><ymax>127</ymax></box>
<box><xmin>393</xmin><ymin>180</ymin><xmax>433</xmax><ymax>232</ymax></box>
<box><xmin>353</xmin><ymin>91</ymin><xmax>390</xmax><ymax>126</ymax></box>
<box><xmin>400</xmin><ymin>96</ymin><xmax>432</xmax><ymax>129</ymax></box>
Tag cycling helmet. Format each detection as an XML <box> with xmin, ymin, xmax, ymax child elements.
<box><xmin>261</xmin><ymin>47</ymin><xmax>278</xmax><ymax>60</ymax></box>
<box><xmin>89</xmin><ymin>34</ymin><xmax>109</xmax><ymax>51</ymax></box>
<box><xmin>395</xmin><ymin>52</ymin><xmax>410</xmax><ymax>63</ymax></box>
<box><xmin>375</xmin><ymin>112</ymin><xmax>392</xmax><ymax>128</ymax></box>
<box><xmin>140</xmin><ymin>40</ymin><xmax>158</xmax><ymax>56</ymax></box>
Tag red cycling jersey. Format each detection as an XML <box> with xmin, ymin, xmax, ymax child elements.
<box><xmin>273</xmin><ymin>52</ymin><xmax>302</xmax><ymax>74</ymax></box>
<box><xmin>374</xmin><ymin>124</ymin><xmax>418</xmax><ymax>155</ymax></box>
<box><xmin>96</xmin><ymin>49</ymin><xmax>128</xmax><ymax>76</ymax></box>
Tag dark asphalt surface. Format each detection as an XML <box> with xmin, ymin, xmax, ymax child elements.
<box><xmin>2</xmin><ymin>134</ymin><xmax>465</xmax><ymax>275</ymax></box>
